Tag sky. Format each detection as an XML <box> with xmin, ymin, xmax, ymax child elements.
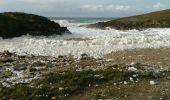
<box><xmin>0</xmin><ymin>0</ymin><xmax>170</xmax><ymax>17</ymax></box>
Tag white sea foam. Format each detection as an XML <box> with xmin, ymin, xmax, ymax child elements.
<box><xmin>1</xmin><ymin>19</ymin><xmax>170</xmax><ymax>58</ymax></box>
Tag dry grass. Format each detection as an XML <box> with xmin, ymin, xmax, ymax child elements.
<box><xmin>1</xmin><ymin>48</ymin><xmax>170</xmax><ymax>99</ymax></box>
<box><xmin>105</xmin><ymin>48</ymin><xmax>170</xmax><ymax>69</ymax></box>
<box><xmin>69</xmin><ymin>79</ymin><xmax>170</xmax><ymax>100</ymax></box>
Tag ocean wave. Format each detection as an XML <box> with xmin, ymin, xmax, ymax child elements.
<box><xmin>1</xmin><ymin>26</ymin><xmax>170</xmax><ymax>58</ymax></box>
<box><xmin>53</xmin><ymin>19</ymin><xmax>91</xmax><ymax>27</ymax></box>
<box><xmin>52</xmin><ymin>18</ymin><xmax>111</xmax><ymax>27</ymax></box>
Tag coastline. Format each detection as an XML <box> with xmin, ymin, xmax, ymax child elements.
<box><xmin>1</xmin><ymin>11</ymin><xmax>170</xmax><ymax>99</ymax></box>
<box><xmin>0</xmin><ymin>48</ymin><xmax>170</xmax><ymax>99</ymax></box>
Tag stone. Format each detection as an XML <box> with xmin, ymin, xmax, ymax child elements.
<box><xmin>128</xmin><ymin>67</ymin><xmax>138</xmax><ymax>72</ymax></box>
<box><xmin>2</xmin><ymin>50</ymin><xmax>13</xmax><ymax>57</ymax></box>
<box><xmin>149</xmin><ymin>80</ymin><xmax>156</xmax><ymax>85</ymax></box>
<box><xmin>80</xmin><ymin>53</ymin><xmax>89</xmax><ymax>60</ymax></box>
<box><xmin>51</xmin><ymin>97</ymin><xmax>56</xmax><ymax>100</ymax></box>
<box><xmin>166</xmin><ymin>77</ymin><xmax>170</xmax><ymax>80</ymax></box>
<box><xmin>124</xmin><ymin>81</ymin><xmax>128</xmax><ymax>85</ymax></box>
<box><xmin>0</xmin><ymin>57</ymin><xmax>14</xmax><ymax>63</ymax></box>
<box><xmin>3</xmin><ymin>70</ymin><xmax>13</xmax><ymax>78</ymax></box>
<box><xmin>59</xmin><ymin>87</ymin><xmax>63</xmax><ymax>91</ymax></box>
<box><xmin>13</xmin><ymin>65</ymin><xmax>27</xmax><ymax>71</ymax></box>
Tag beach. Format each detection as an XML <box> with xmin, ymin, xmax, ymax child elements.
<box><xmin>0</xmin><ymin>17</ymin><xmax>170</xmax><ymax>99</ymax></box>
<box><xmin>1</xmin><ymin>18</ymin><xmax>170</xmax><ymax>58</ymax></box>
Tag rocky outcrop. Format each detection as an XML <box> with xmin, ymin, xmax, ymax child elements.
<box><xmin>88</xmin><ymin>9</ymin><xmax>170</xmax><ymax>30</ymax></box>
<box><xmin>0</xmin><ymin>12</ymin><xmax>71</xmax><ymax>38</ymax></box>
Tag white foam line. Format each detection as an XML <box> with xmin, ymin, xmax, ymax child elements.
<box><xmin>1</xmin><ymin>20</ymin><xmax>170</xmax><ymax>58</ymax></box>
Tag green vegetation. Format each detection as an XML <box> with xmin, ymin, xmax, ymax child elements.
<box><xmin>0</xmin><ymin>67</ymin><xmax>131</xmax><ymax>99</ymax></box>
<box><xmin>88</xmin><ymin>9</ymin><xmax>170</xmax><ymax>30</ymax></box>
<box><xmin>0</xmin><ymin>64</ymin><xmax>167</xmax><ymax>100</ymax></box>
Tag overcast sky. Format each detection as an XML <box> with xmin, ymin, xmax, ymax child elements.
<box><xmin>0</xmin><ymin>0</ymin><xmax>170</xmax><ymax>17</ymax></box>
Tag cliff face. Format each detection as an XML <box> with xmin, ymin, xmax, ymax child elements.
<box><xmin>0</xmin><ymin>12</ymin><xmax>70</xmax><ymax>39</ymax></box>
<box><xmin>88</xmin><ymin>9</ymin><xmax>170</xmax><ymax>30</ymax></box>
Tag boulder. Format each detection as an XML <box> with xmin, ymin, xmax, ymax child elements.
<box><xmin>0</xmin><ymin>12</ymin><xmax>71</xmax><ymax>38</ymax></box>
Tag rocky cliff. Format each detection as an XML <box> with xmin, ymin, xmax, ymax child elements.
<box><xmin>0</xmin><ymin>12</ymin><xmax>70</xmax><ymax>38</ymax></box>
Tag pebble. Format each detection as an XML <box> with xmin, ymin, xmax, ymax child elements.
<box><xmin>130</xmin><ymin>62</ymin><xmax>136</xmax><ymax>65</ymax></box>
<box><xmin>128</xmin><ymin>67</ymin><xmax>138</xmax><ymax>72</ymax></box>
<box><xmin>51</xmin><ymin>97</ymin><xmax>56</xmax><ymax>100</ymax></box>
<box><xmin>166</xmin><ymin>77</ymin><xmax>170</xmax><ymax>80</ymax></box>
<box><xmin>129</xmin><ymin>77</ymin><xmax>134</xmax><ymax>82</ymax></box>
<box><xmin>150</xmin><ymin>80</ymin><xmax>156</xmax><ymax>85</ymax></box>
<box><xmin>59</xmin><ymin>87</ymin><xmax>64</xmax><ymax>91</ymax></box>
<box><xmin>124</xmin><ymin>81</ymin><xmax>128</xmax><ymax>85</ymax></box>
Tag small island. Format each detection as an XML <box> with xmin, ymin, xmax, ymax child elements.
<box><xmin>88</xmin><ymin>9</ymin><xmax>170</xmax><ymax>30</ymax></box>
<box><xmin>0</xmin><ymin>12</ymin><xmax>70</xmax><ymax>39</ymax></box>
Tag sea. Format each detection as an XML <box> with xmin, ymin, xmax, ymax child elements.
<box><xmin>0</xmin><ymin>17</ymin><xmax>170</xmax><ymax>58</ymax></box>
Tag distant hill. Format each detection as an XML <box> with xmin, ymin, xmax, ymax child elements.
<box><xmin>0</xmin><ymin>12</ymin><xmax>70</xmax><ymax>39</ymax></box>
<box><xmin>88</xmin><ymin>9</ymin><xmax>170</xmax><ymax>30</ymax></box>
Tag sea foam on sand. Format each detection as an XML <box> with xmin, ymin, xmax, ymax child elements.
<box><xmin>0</xmin><ymin>19</ymin><xmax>170</xmax><ymax>58</ymax></box>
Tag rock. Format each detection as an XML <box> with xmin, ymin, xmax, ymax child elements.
<box><xmin>80</xmin><ymin>53</ymin><xmax>89</xmax><ymax>60</ymax></box>
<box><xmin>3</xmin><ymin>70</ymin><xmax>13</xmax><ymax>78</ymax></box>
<box><xmin>124</xmin><ymin>81</ymin><xmax>128</xmax><ymax>85</ymax></box>
<box><xmin>32</xmin><ymin>61</ymin><xmax>46</xmax><ymax>67</ymax></box>
<box><xmin>166</xmin><ymin>77</ymin><xmax>170</xmax><ymax>80</ymax></box>
<box><xmin>0</xmin><ymin>12</ymin><xmax>71</xmax><ymax>39</ymax></box>
<box><xmin>13</xmin><ymin>65</ymin><xmax>27</xmax><ymax>71</ymax></box>
<box><xmin>149</xmin><ymin>80</ymin><xmax>156</xmax><ymax>85</ymax></box>
<box><xmin>34</xmin><ymin>66</ymin><xmax>47</xmax><ymax>71</ymax></box>
<box><xmin>58</xmin><ymin>55</ymin><xmax>64</xmax><ymax>58</ymax></box>
<box><xmin>51</xmin><ymin>97</ymin><xmax>56</xmax><ymax>100</ymax></box>
<box><xmin>2</xmin><ymin>50</ymin><xmax>13</xmax><ymax>57</ymax></box>
<box><xmin>0</xmin><ymin>57</ymin><xmax>14</xmax><ymax>63</ymax></box>
<box><xmin>59</xmin><ymin>87</ymin><xmax>63</xmax><ymax>91</ymax></box>
<box><xmin>29</xmin><ymin>67</ymin><xmax>37</xmax><ymax>72</ymax></box>
<box><xmin>129</xmin><ymin>77</ymin><xmax>134</xmax><ymax>82</ymax></box>
<box><xmin>128</xmin><ymin>67</ymin><xmax>138</xmax><ymax>72</ymax></box>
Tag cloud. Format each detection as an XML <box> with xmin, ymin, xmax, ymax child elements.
<box><xmin>115</xmin><ymin>5</ymin><xmax>130</xmax><ymax>11</ymax></box>
<box><xmin>153</xmin><ymin>2</ymin><xmax>161</xmax><ymax>9</ymax></box>
<box><xmin>17</xmin><ymin>0</ymin><xmax>37</xmax><ymax>3</ymax></box>
<box><xmin>83</xmin><ymin>5</ymin><xmax>104</xmax><ymax>11</ymax></box>
<box><xmin>82</xmin><ymin>4</ymin><xmax>130</xmax><ymax>12</ymax></box>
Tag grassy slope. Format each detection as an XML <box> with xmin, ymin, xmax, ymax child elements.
<box><xmin>89</xmin><ymin>9</ymin><xmax>170</xmax><ymax>30</ymax></box>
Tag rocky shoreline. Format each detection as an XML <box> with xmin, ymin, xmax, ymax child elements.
<box><xmin>0</xmin><ymin>12</ymin><xmax>70</xmax><ymax>39</ymax></box>
<box><xmin>0</xmin><ymin>50</ymin><xmax>170</xmax><ymax>99</ymax></box>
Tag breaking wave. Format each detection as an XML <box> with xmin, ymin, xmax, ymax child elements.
<box><xmin>1</xmin><ymin>18</ymin><xmax>170</xmax><ymax>58</ymax></box>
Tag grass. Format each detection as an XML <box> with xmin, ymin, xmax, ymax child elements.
<box><xmin>89</xmin><ymin>9</ymin><xmax>170</xmax><ymax>30</ymax></box>
<box><xmin>0</xmin><ymin>64</ymin><xmax>167</xmax><ymax>100</ymax></box>
<box><xmin>0</xmin><ymin>65</ymin><xmax>132</xmax><ymax>99</ymax></box>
